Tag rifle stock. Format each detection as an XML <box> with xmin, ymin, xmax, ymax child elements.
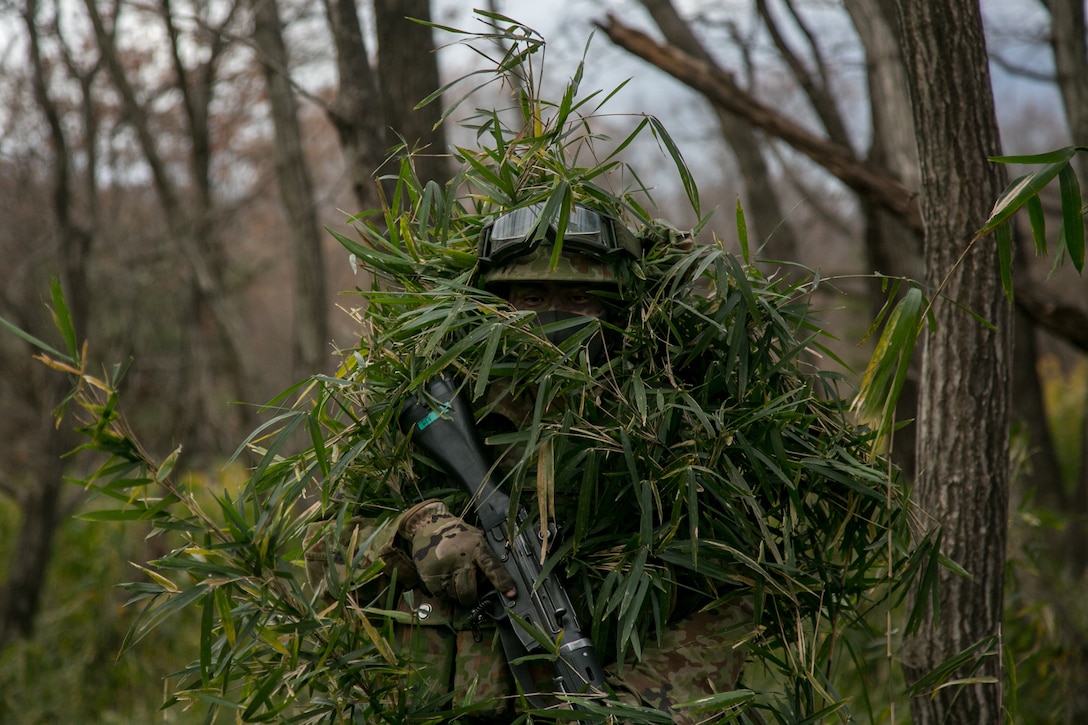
<box><xmin>398</xmin><ymin>374</ymin><xmax>608</xmax><ymax>706</ymax></box>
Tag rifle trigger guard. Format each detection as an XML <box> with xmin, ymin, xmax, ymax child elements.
<box><xmin>468</xmin><ymin>591</ymin><xmax>503</xmax><ymax>642</ymax></box>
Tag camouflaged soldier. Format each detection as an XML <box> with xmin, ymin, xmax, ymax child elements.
<box><xmin>306</xmin><ymin>200</ymin><xmax>751</xmax><ymax>723</ymax></box>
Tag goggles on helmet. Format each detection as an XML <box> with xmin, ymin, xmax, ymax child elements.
<box><xmin>477</xmin><ymin>203</ymin><xmax>638</xmax><ymax>269</ymax></box>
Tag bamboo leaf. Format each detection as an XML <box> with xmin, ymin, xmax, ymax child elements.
<box><xmin>1059</xmin><ymin>163</ymin><xmax>1085</xmax><ymax>271</ymax></box>
<box><xmin>989</xmin><ymin>147</ymin><xmax>1077</xmax><ymax>165</ymax></box>
<box><xmin>617</xmin><ymin>566</ymin><xmax>650</xmax><ymax>656</ymax></box>
<box><xmin>536</xmin><ymin>437</ymin><xmax>555</xmax><ymax>561</ymax></box>
<box><xmin>672</xmin><ymin>688</ymin><xmax>755</xmax><ymax>712</ymax></box>
<box><xmin>215</xmin><ymin>587</ymin><xmax>236</xmax><ymax>646</ymax></box>
<box><xmin>200</xmin><ymin>593</ymin><xmax>213</xmax><ymax>684</ymax></box>
<box><xmin>473</xmin><ymin>323</ymin><xmax>504</xmax><ymax>400</ymax></box>
<box><xmin>1026</xmin><ymin>193</ymin><xmax>1047</xmax><ymax>256</ymax></box>
<box><xmin>631</xmin><ymin>372</ymin><xmax>647</xmax><ymax>425</ymax></box>
<box><xmin>597</xmin><ymin>117</ymin><xmax>649</xmax><ymax>166</ymax></box>
<box><xmin>975</xmin><ymin>160</ymin><xmax>1069</xmax><ymax>240</ymax></box>
<box><xmin>996</xmin><ymin>222</ymin><xmax>1013</xmax><ymax>302</ymax></box>
<box><xmin>75</xmin><ymin>507</ymin><xmax>152</xmax><ymax>522</ymax></box>
<box><xmin>0</xmin><ymin>313</ymin><xmax>67</xmax><ymax>360</ymax></box>
<box><xmin>241</xmin><ymin>664</ymin><xmax>286</xmax><ymax>720</ymax></box>
<box><xmin>736</xmin><ymin>197</ymin><xmax>750</xmax><ymax>264</ymax></box>
<box><xmin>49</xmin><ymin>276</ymin><xmax>79</xmax><ymax>359</ymax></box>
<box><xmin>155</xmin><ymin>446</ymin><xmax>181</xmax><ymax>484</ymax></box>
<box><xmin>647</xmin><ymin>115</ymin><xmax>699</xmax><ymax>216</ymax></box>
<box><xmin>129</xmin><ymin>562</ymin><xmax>179</xmax><ymax>594</ymax></box>
<box><xmin>853</xmin><ymin>287</ymin><xmax>925</xmax><ymax>440</ymax></box>
<box><xmin>357</xmin><ymin>611</ymin><xmax>398</xmax><ymax>666</ymax></box>
<box><xmin>905</xmin><ymin>635</ymin><xmax>998</xmax><ymax>698</ymax></box>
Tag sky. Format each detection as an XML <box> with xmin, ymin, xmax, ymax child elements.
<box><xmin>418</xmin><ymin>0</ymin><xmax>1069</xmax><ymax>225</ymax></box>
<box><xmin>434</xmin><ymin>2</ymin><xmax>1065</xmax><ymax>135</ymax></box>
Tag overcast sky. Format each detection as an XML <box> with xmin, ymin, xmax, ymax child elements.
<box><xmin>420</xmin><ymin>0</ymin><xmax>1066</xmax><ymax>224</ymax></box>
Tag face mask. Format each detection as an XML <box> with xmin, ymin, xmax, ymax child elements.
<box><xmin>534</xmin><ymin>310</ymin><xmax>607</xmax><ymax>364</ymax></box>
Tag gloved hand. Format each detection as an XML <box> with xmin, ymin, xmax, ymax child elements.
<box><xmin>399</xmin><ymin>499</ymin><xmax>517</xmax><ymax>606</ymax></box>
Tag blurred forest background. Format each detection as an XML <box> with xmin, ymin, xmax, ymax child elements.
<box><xmin>0</xmin><ymin>0</ymin><xmax>1086</xmax><ymax>722</ymax></box>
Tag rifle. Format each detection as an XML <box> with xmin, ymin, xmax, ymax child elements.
<box><xmin>398</xmin><ymin>374</ymin><xmax>608</xmax><ymax>709</ymax></box>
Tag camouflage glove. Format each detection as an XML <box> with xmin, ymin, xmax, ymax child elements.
<box><xmin>399</xmin><ymin>499</ymin><xmax>516</xmax><ymax>606</ymax></box>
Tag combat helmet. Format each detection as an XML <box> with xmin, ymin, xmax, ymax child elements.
<box><xmin>475</xmin><ymin>199</ymin><xmax>643</xmax><ymax>362</ymax></box>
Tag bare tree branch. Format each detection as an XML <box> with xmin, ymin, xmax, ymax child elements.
<box><xmin>638</xmin><ymin>0</ymin><xmax>800</xmax><ymax>262</ymax></box>
<box><xmin>756</xmin><ymin>0</ymin><xmax>853</xmax><ymax>149</ymax></box>
<box><xmin>1016</xmin><ymin>283</ymin><xmax>1088</xmax><ymax>352</ymax></box>
<box><xmin>595</xmin><ymin>13</ymin><xmax>923</xmax><ymax>235</ymax></box>
<box><xmin>989</xmin><ymin>50</ymin><xmax>1055</xmax><ymax>83</ymax></box>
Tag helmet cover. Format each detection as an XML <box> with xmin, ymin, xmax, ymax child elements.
<box><xmin>480</xmin><ymin>248</ymin><xmax>618</xmax><ymax>287</ymax></box>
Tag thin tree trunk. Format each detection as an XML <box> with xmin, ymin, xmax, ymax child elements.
<box><xmin>844</xmin><ymin>0</ymin><xmax>924</xmax><ymax>479</ymax></box>
<box><xmin>0</xmin><ymin>394</ymin><xmax>71</xmax><ymax>646</ymax></box>
<box><xmin>1045</xmin><ymin>0</ymin><xmax>1088</xmax><ymax>181</ymax></box>
<box><xmin>323</xmin><ymin>0</ymin><xmax>388</xmax><ymax>212</ymax></box>
<box><xmin>1045</xmin><ymin>0</ymin><xmax>1088</xmax><ymax>577</ymax></box>
<box><xmin>894</xmin><ymin>1</ymin><xmax>1011</xmax><ymax>723</ymax></box>
<box><xmin>0</xmin><ymin>0</ymin><xmax>94</xmax><ymax>643</ymax></box>
<box><xmin>251</xmin><ymin>0</ymin><xmax>330</xmax><ymax>380</ymax></box>
<box><xmin>374</xmin><ymin>0</ymin><xmax>449</xmax><ymax>188</ymax></box>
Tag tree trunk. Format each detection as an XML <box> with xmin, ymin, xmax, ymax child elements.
<box><xmin>374</xmin><ymin>0</ymin><xmax>449</xmax><ymax>188</ymax></box>
<box><xmin>893</xmin><ymin>2</ymin><xmax>1011</xmax><ymax>723</ymax></box>
<box><xmin>843</xmin><ymin>0</ymin><xmax>924</xmax><ymax>479</ymax></box>
<box><xmin>83</xmin><ymin>0</ymin><xmax>252</xmax><ymax>446</ymax></box>
<box><xmin>0</xmin><ymin>0</ymin><xmax>93</xmax><ymax>645</ymax></box>
<box><xmin>323</xmin><ymin>0</ymin><xmax>389</xmax><ymax>212</ymax></box>
<box><xmin>250</xmin><ymin>0</ymin><xmax>331</xmax><ymax>380</ymax></box>
<box><xmin>0</xmin><ymin>393</ymin><xmax>71</xmax><ymax>646</ymax></box>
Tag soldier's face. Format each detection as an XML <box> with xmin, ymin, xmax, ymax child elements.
<box><xmin>506</xmin><ymin>282</ymin><xmax>608</xmax><ymax>319</ymax></box>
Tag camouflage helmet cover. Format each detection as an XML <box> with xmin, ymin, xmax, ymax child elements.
<box><xmin>480</xmin><ymin>248</ymin><xmax>619</xmax><ymax>286</ymax></box>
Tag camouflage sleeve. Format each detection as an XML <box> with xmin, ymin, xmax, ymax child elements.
<box><xmin>608</xmin><ymin>602</ymin><xmax>752</xmax><ymax>725</ymax></box>
<box><xmin>303</xmin><ymin>514</ymin><xmax>419</xmax><ymax>599</ymax></box>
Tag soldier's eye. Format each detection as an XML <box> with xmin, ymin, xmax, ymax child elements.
<box><xmin>507</xmin><ymin>287</ymin><xmax>549</xmax><ymax>309</ymax></box>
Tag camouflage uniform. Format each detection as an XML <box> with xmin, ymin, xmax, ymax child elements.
<box><xmin>306</xmin><ymin>389</ymin><xmax>752</xmax><ymax>723</ymax></box>
<box><xmin>306</xmin><ymin>509</ymin><xmax>751</xmax><ymax>723</ymax></box>
<box><xmin>305</xmin><ymin>214</ymin><xmax>752</xmax><ymax>722</ymax></box>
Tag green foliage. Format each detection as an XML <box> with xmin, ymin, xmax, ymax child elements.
<box><xmin>1038</xmin><ymin>357</ymin><xmax>1087</xmax><ymax>491</ymax></box>
<box><xmin>0</xmin><ymin>506</ymin><xmax>210</xmax><ymax>724</ymax></box>
<box><xmin>1</xmin><ymin>14</ymin><xmax>929</xmax><ymax>724</ymax></box>
<box><xmin>1003</xmin><ymin>358</ymin><xmax>1088</xmax><ymax>724</ymax></box>
<box><xmin>976</xmin><ymin>146</ymin><xmax>1088</xmax><ymax>281</ymax></box>
<box><xmin>852</xmin><ymin>282</ymin><xmax>929</xmax><ymax>445</ymax></box>
<box><xmin>855</xmin><ymin>146</ymin><xmax>1088</xmax><ymax>447</ymax></box>
<box><xmin>1003</xmin><ymin>560</ymin><xmax>1086</xmax><ymax>725</ymax></box>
